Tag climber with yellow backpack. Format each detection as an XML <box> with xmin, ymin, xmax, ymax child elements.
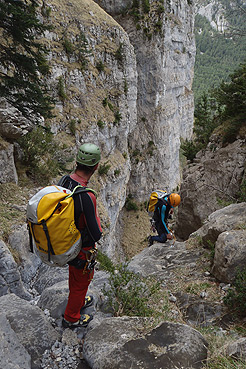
<box><xmin>147</xmin><ymin>190</ymin><xmax>181</xmax><ymax>247</ymax></box>
<box><xmin>27</xmin><ymin>143</ymin><xmax>102</xmax><ymax>329</ymax></box>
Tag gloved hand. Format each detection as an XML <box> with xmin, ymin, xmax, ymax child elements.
<box><xmin>167</xmin><ymin>233</ymin><xmax>173</xmax><ymax>240</ymax></box>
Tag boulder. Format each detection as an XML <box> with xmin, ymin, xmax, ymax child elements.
<box><xmin>128</xmin><ymin>241</ymin><xmax>202</xmax><ymax>281</ymax></box>
<box><xmin>0</xmin><ymin>315</ymin><xmax>31</xmax><ymax>369</ymax></box>
<box><xmin>176</xmin><ymin>139</ymin><xmax>246</xmax><ymax>240</ymax></box>
<box><xmin>0</xmin><ymin>240</ymin><xmax>31</xmax><ymax>300</ymax></box>
<box><xmin>83</xmin><ymin>317</ymin><xmax>208</xmax><ymax>369</ymax></box>
<box><xmin>211</xmin><ymin>230</ymin><xmax>246</xmax><ymax>283</ymax></box>
<box><xmin>191</xmin><ymin>202</ymin><xmax>246</xmax><ymax>247</ymax></box>
<box><xmin>0</xmin><ymin>98</ymin><xmax>33</xmax><ymax>140</ymax></box>
<box><xmin>38</xmin><ymin>280</ymin><xmax>69</xmax><ymax>319</ymax></box>
<box><xmin>175</xmin><ymin>292</ymin><xmax>224</xmax><ymax>327</ymax></box>
<box><xmin>225</xmin><ymin>337</ymin><xmax>246</xmax><ymax>361</ymax></box>
<box><xmin>8</xmin><ymin>225</ymin><xmax>42</xmax><ymax>285</ymax></box>
<box><xmin>0</xmin><ymin>294</ymin><xmax>60</xmax><ymax>369</ymax></box>
<box><xmin>0</xmin><ymin>141</ymin><xmax>18</xmax><ymax>184</ymax></box>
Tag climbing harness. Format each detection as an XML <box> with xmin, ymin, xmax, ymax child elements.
<box><xmin>81</xmin><ymin>247</ymin><xmax>98</xmax><ymax>274</ymax></box>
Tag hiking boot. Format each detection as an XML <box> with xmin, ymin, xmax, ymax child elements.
<box><xmin>62</xmin><ymin>314</ymin><xmax>93</xmax><ymax>329</ymax></box>
<box><xmin>147</xmin><ymin>236</ymin><xmax>153</xmax><ymax>247</ymax></box>
<box><xmin>81</xmin><ymin>295</ymin><xmax>93</xmax><ymax>310</ymax></box>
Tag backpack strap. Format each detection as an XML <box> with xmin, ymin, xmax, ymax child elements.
<box><xmin>57</xmin><ymin>174</ymin><xmax>70</xmax><ymax>187</ymax></box>
<box><xmin>27</xmin><ymin>223</ymin><xmax>34</xmax><ymax>253</ymax></box>
<box><xmin>67</xmin><ymin>185</ymin><xmax>97</xmax><ymax>199</ymax></box>
<box><xmin>41</xmin><ymin>219</ymin><xmax>55</xmax><ymax>262</ymax></box>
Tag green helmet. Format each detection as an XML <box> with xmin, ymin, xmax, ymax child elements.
<box><xmin>76</xmin><ymin>143</ymin><xmax>101</xmax><ymax>166</ymax></box>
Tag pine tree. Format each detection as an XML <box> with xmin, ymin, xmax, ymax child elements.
<box><xmin>0</xmin><ymin>0</ymin><xmax>54</xmax><ymax>118</ymax></box>
<box><xmin>213</xmin><ymin>62</ymin><xmax>246</xmax><ymax>142</ymax></box>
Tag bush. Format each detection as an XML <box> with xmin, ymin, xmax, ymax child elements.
<box><xmin>98</xmin><ymin>162</ymin><xmax>111</xmax><ymax>175</ymax></box>
<box><xmin>96</xmin><ymin>60</ymin><xmax>105</xmax><ymax>72</ymax></box>
<box><xmin>223</xmin><ymin>267</ymin><xmax>246</xmax><ymax>317</ymax></box>
<box><xmin>18</xmin><ymin>126</ymin><xmax>62</xmax><ymax>184</ymax></box>
<box><xmin>97</xmin><ymin>251</ymin><xmax>160</xmax><ymax>317</ymax></box>
<box><xmin>180</xmin><ymin>139</ymin><xmax>201</xmax><ymax>161</ymax></box>
<box><xmin>125</xmin><ymin>195</ymin><xmax>139</xmax><ymax>211</ymax></box>
<box><xmin>97</xmin><ymin>120</ymin><xmax>105</xmax><ymax>129</ymax></box>
<box><xmin>114</xmin><ymin>110</ymin><xmax>122</xmax><ymax>125</ymax></box>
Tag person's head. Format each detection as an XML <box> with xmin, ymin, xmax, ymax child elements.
<box><xmin>76</xmin><ymin>143</ymin><xmax>101</xmax><ymax>174</ymax></box>
<box><xmin>168</xmin><ymin>193</ymin><xmax>181</xmax><ymax>207</ymax></box>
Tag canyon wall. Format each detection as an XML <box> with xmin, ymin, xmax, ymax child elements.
<box><xmin>0</xmin><ymin>0</ymin><xmax>195</xmax><ymax>257</ymax></box>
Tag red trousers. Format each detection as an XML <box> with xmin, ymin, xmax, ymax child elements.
<box><xmin>64</xmin><ymin>265</ymin><xmax>94</xmax><ymax>322</ymax></box>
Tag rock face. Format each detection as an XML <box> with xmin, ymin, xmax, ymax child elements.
<box><xmin>195</xmin><ymin>0</ymin><xmax>229</xmax><ymax>33</ymax></box>
<box><xmin>0</xmin><ymin>0</ymin><xmax>196</xmax><ymax>258</ymax></box>
<box><xmin>0</xmin><ymin>294</ymin><xmax>60</xmax><ymax>369</ymax></box>
<box><xmin>191</xmin><ymin>202</ymin><xmax>246</xmax><ymax>283</ymax></box>
<box><xmin>0</xmin><ymin>240</ymin><xmax>31</xmax><ymax>300</ymax></box>
<box><xmin>0</xmin><ymin>98</ymin><xmax>33</xmax><ymax>140</ymax></box>
<box><xmin>211</xmin><ymin>230</ymin><xmax>246</xmax><ymax>283</ymax></box>
<box><xmin>175</xmin><ymin>139</ymin><xmax>246</xmax><ymax>240</ymax></box>
<box><xmin>0</xmin><ymin>141</ymin><xmax>18</xmax><ymax>184</ymax></box>
<box><xmin>83</xmin><ymin>318</ymin><xmax>208</xmax><ymax>369</ymax></box>
<box><xmin>116</xmin><ymin>0</ymin><xmax>196</xmax><ymax>197</ymax></box>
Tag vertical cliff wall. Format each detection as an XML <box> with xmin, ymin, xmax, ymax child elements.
<box><xmin>0</xmin><ymin>0</ymin><xmax>195</xmax><ymax>259</ymax></box>
<box><xmin>95</xmin><ymin>0</ymin><xmax>196</xmax><ymax>198</ymax></box>
<box><xmin>40</xmin><ymin>0</ymin><xmax>138</xmax><ymax>257</ymax></box>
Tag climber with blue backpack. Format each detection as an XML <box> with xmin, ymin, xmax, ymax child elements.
<box><xmin>147</xmin><ymin>192</ymin><xmax>181</xmax><ymax>247</ymax></box>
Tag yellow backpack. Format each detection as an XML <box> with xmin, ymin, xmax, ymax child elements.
<box><xmin>26</xmin><ymin>185</ymin><xmax>95</xmax><ymax>267</ymax></box>
<box><xmin>147</xmin><ymin>189</ymin><xmax>168</xmax><ymax>213</ymax></box>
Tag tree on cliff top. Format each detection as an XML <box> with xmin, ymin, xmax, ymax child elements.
<box><xmin>0</xmin><ymin>0</ymin><xmax>54</xmax><ymax>118</ymax></box>
<box><xmin>182</xmin><ymin>61</ymin><xmax>246</xmax><ymax>160</ymax></box>
<box><xmin>213</xmin><ymin>61</ymin><xmax>246</xmax><ymax>143</ymax></box>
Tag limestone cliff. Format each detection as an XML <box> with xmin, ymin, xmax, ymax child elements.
<box><xmin>0</xmin><ymin>0</ymin><xmax>195</xmax><ymax>257</ymax></box>
<box><xmin>96</xmin><ymin>0</ymin><xmax>196</xmax><ymax>197</ymax></box>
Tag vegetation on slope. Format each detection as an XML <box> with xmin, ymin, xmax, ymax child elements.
<box><xmin>0</xmin><ymin>0</ymin><xmax>54</xmax><ymax>118</ymax></box>
<box><xmin>182</xmin><ymin>61</ymin><xmax>246</xmax><ymax>156</ymax></box>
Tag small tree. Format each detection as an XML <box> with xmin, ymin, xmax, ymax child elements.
<box><xmin>213</xmin><ymin>62</ymin><xmax>246</xmax><ymax>143</ymax></box>
<box><xmin>0</xmin><ymin>0</ymin><xmax>54</xmax><ymax>118</ymax></box>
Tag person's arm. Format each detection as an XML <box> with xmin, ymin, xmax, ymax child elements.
<box><xmin>161</xmin><ymin>205</ymin><xmax>170</xmax><ymax>234</ymax></box>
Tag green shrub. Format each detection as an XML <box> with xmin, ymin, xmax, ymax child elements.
<box><xmin>41</xmin><ymin>5</ymin><xmax>52</xmax><ymax>18</ymax></box>
<box><xmin>69</xmin><ymin>119</ymin><xmax>76</xmax><ymax>134</ymax></box>
<box><xmin>57</xmin><ymin>77</ymin><xmax>67</xmax><ymax>100</ymax></box>
<box><xmin>180</xmin><ymin>139</ymin><xmax>202</xmax><ymax>162</ymax></box>
<box><xmin>148</xmin><ymin>140</ymin><xmax>154</xmax><ymax>147</ymax></box>
<box><xmin>142</xmin><ymin>0</ymin><xmax>150</xmax><ymax>13</ymax></box>
<box><xmin>124</xmin><ymin>79</ymin><xmax>128</xmax><ymax>94</ymax></box>
<box><xmin>63</xmin><ymin>38</ymin><xmax>74</xmax><ymax>54</ymax></box>
<box><xmin>207</xmin><ymin>240</ymin><xmax>215</xmax><ymax>260</ymax></box>
<box><xmin>98</xmin><ymin>162</ymin><xmax>111</xmax><ymax>175</ymax></box>
<box><xmin>97</xmin><ymin>120</ymin><xmax>105</xmax><ymax>129</ymax></box>
<box><xmin>224</xmin><ymin>267</ymin><xmax>246</xmax><ymax>317</ymax></box>
<box><xmin>17</xmin><ymin>126</ymin><xmax>62</xmax><ymax>184</ymax></box>
<box><xmin>114</xmin><ymin>169</ymin><xmax>120</xmax><ymax>176</ymax></box>
<box><xmin>125</xmin><ymin>195</ymin><xmax>139</xmax><ymax>211</ymax></box>
<box><xmin>96</xmin><ymin>60</ymin><xmax>105</xmax><ymax>72</ymax></box>
<box><xmin>114</xmin><ymin>110</ymin><xmax>122</xmax><ymax>125</ymax></box>
<box><xmin>115</xmin><ymin>43</ymin><xmax>124</xmax><ymax>64</ymax></box>
<box><xmin>97</xmin><ymin>251</ymin><xmax>160</xmax><ymax>317</ymax></box>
